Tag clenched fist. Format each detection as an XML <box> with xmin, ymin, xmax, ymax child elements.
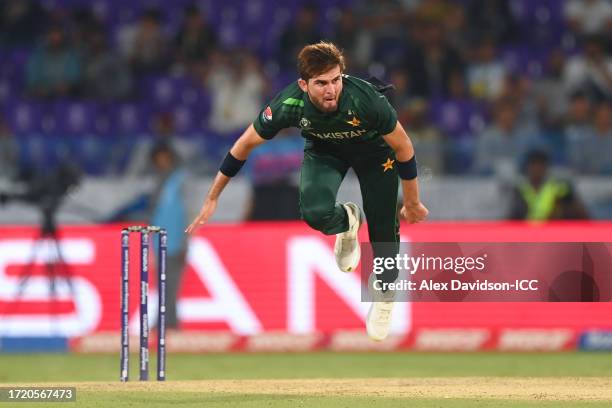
<box><xmin>400</xmin><ymin>202</ymin><xmax>428</xmax><ymax>224</ymax></box>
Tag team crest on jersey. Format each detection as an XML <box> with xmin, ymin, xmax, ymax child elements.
<box><xmin>262</xmin><ymin>106</ymin><xmax>273</xmax><ymax>122</ymax></box>
<box><xmin>299</xmin><ymin>117</ymin><xmax>311</xmax><ymax>129</ymax></box>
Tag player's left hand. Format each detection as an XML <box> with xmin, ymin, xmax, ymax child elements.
<box><xmin>400</xmin><ymin>202</ymin><xmax>428</xmax><ymax>224</ymax></box>
<box><xmin>185</xmin><ymin>198</ymin><xmax>218</xmax><ymax>235</ymax></box>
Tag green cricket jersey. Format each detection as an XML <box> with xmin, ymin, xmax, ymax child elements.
<box><xmin>253</xmin><ymin>75</ymin><xmax>397</xmax><ymax>147</ymax></box>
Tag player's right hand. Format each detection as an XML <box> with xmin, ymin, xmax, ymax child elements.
<box><xmin>400</xmin><ymin>201</ymin><xmax>428</xmax><ymax>224</ymax></box>
<box><xmin>185</xmin><ymin>199</ymin><xmax>217</xmax><ymax>234</ymax></box>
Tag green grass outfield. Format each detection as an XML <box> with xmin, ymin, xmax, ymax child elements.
<box><xmin>1</xmin><ymin>352</ymin><xmax>611</xmax><ymax>407</ymax></box>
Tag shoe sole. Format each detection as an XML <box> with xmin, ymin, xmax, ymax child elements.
<box><xmin>339</xmin><ymin>203</ymin><xmax>362</xmax><ymax>272</ymax></box>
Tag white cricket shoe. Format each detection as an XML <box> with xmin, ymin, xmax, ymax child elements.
<box><xmin>334</xmin><ymin>202</ymin><xmax>362</xmax><ymax>272</ymax></box>
<box><xmin>366</xmin><ymin>300</ymin><xmax>394</xmax><ymax>341</ymax></box>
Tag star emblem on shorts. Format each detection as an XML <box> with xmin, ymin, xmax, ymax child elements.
<box><xmin>346</xmin><ymin>116</ymin><xmax>361</xmax><ymax>127</ymax></box>
<box><xmin>382</xmin><ymin>158</ymin><xmax>395</xmax><ymax>172</ymax></box>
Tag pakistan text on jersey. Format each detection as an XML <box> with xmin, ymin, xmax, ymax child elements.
<box><xmin>307</xmin><ymin>129</ymin><xmax>368</xmax><ymax>140</ymax></box>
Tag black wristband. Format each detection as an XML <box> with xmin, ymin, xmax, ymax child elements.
<box><xmin>219</xmin><ymin>152</ymin><xmax>246</xmax><ymax>177</ymax></box>
<box><xmin>397</xmin><ymin>156</ymin><xmax>417</xmax><ymax>180</ymax></box>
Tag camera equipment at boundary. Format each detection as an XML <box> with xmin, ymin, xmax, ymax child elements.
<box><xmin>0</xmin><ymin>164</ymin><xmax>81</xmax><ymax>330</ymax></box>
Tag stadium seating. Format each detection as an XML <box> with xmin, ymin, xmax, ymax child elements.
<box><xmin>0</xmin><ymin>0</ymin><xmax>608</xmax><ymax>176</ymax></box>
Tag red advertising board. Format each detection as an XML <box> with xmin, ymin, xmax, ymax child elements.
<box><xmin>1</xmin><ymin>222</ymin><xmax>611</xmax><ymax>351</ymax></box>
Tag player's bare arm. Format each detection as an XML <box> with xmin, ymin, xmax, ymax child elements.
<box><xmin>382</xmin><ymin>121</ymin><xmax>429</xmax><ymax>224</ymax></box>
<box><xmin>185</xmin><ymin>124</ymin><xmax>267</xmax><ymax>234</ymax></box>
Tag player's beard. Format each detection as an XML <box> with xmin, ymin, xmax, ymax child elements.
<box><xmin>311</xmin><ymin>93</ymin><xmax>339</xmax><ymax>113</ymax></box>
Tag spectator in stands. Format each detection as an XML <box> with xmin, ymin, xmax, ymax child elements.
<box><xmin>591</xmin><ymin>102</ymin><xmax>612</xmax><ymax>173</ymax></box>
<box><xmin>0</xmin><ymin>0</ymin><xmax>48</xmax><ymax>48</ymax></box>
<box><xmin>499</xmin><ymin>74</ymin><xmax>539</xmax><ymax>129</ymax></box>
<box><xmin>508</xmin><ymin>150</ymin><xmax>589</xmax><ymax>221</ymax></box>
<box><xmin>387</xmin><ymin>69</ymin><xmax>413</xmax><ymax>108</ymax></box>
<box><xmin>25</xmin><ymin>25</ymin><xmax>82</xmax><ymax>99</ymax></box>
<box><xmin>356</xmin><ymin>0</ymin><xmax>407</xmax><ymax>54</ymax></box>
<box><xmin>473</xmin><ymin>98</ymin><xmax>538</xmax><ymax>174</ymax></box>
<box><xmin>442</xmin><ymin>3</ymin><xmax>470</xmax><ymax>56</ymax></box>
<box><xmin>565</xmin><ymin>90</ymin><xmax>595</xmax><ymax>143</ymax></box>
<box><xmin>0</xmin><ymin>116</ymin><xmax>19</xmax><ymax>180</ymax></box>
<box><xmin>83</xmin><ymin>30</ymin><xmax>132</xmax><ymax>100</ymax></box>
<box><xmin>402</xmin><ymin>18</ymin><xmax>465</xmax><ymax>98</ymax></box>
<box><xmin>205</xmin><ymin>50</ymin><xmax>266</xmax><ymax>135</ymax></box>
<box><xmin>330</xmin><ymin>9</ymin><xmax>372</xmax><ymax>75</ymax></box>
<box><xmin>70</xmin><ymin>8</ymin><xmax>103</xmax><ymax>53</ymax></box>
<box><xmin>447</xmin><ymin>69</ymin><xmax>468</xmax><ymax>100</ymax></box>
<box><xmin>567</xmin><ymin>100</ymin><xmax>612</xmax><ymax>174</ymax></box>
<box><xmin>535</xmin><ymin>49</ymin><xmax>569</xmax><ymax>131</ymax></box>
<box><xmin>398</xmin><ymin>99</ymin><xmax>444</xmax><ymax>174</ymax></box>
<box><xmin>278</xmin><ymin>4</ymin><xmax>322</xmax><ymax>70</ymax></box>
<box><xmin>243</xmin><ymin>129</ymin><xmax>304</xmax><ymax>220</ymax></box>
<box><xmin>563</xmin><ymin>35</ymin><xmax>612</xmax><ymax>102</ymax></box>
<box><xmin>466</xmin><ymin>0</ymin><xmax>518</xmax><ymax>45</ymax></box>
<box><xmin>564</xmin><ymin>0</ymin><xmax>612</xmax><ymax>36</ymax></box>
<box><xmin>593</xmin><ymin>102</ymin><xmax>612</xmax><ymax>138</ymax></box>
<box><xmin>467</xmin><ymin>36</ymin><xmax>506</xmax><ymax>100</ymax></box>
<box><xmin>173</xmin><ymin>5</ymin><xmax>218</xmax><ymax>75</ymax></box>
<box><xmin>411</xmin><ymin>0</ymin><xmax>458</xmax><ymax>22</ymax></box>
<box><xmin>118</xmin><ymin>8</ymin><xmax>169</xmax><ymax>74</ymax></box>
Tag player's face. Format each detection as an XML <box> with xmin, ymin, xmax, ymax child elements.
<box><xmin>301</xmin><ymin>66</ymin><xmax>343</xmax><ymax>113</ymax></box>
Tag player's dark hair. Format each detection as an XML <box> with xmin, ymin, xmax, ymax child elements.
<box><xmin>297</xmin><ymin>41</ymin><xmax>345</xmax><ymax>81</ymax></box>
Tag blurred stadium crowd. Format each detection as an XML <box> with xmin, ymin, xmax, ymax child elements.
<box><xmin>0</xmin><ymin>0</ymin><xmax>611</xmax><ymax>179</ymax></box>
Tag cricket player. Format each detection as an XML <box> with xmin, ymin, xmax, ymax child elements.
<box><xmin>186</xmin><ymin>42</ymin><xmax>428</xmax><ymax>340</ymax></box>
